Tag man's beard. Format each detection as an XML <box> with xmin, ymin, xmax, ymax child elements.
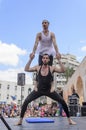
<box><xmin>43</xmin><ymin>62</ymin><xmax>48</xmax><ymax>65</ymax></box>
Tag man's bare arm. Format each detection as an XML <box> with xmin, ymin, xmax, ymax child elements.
<box><xmin>24</xmin><ymin>58</ymin><xmax>38</xmax><ymax>72</ymax></box>
<box><xmin>51</xmin><ymin>32</ymin><xmax>59</xmax><ymax>53</ymax></box>
<box><xmin>32</xmin><ymin>33</ymin><xmax>41</xmax><ymax>54</ymax></box>
<box><xmin>53</xmin><ymin>60</ymin><xmax>66</xmax><ymax>73</ymax></box>
<box><xmin>51</xmin><ymin>32</ymin><xmax>61</xmax><ymax>59</ymax></box>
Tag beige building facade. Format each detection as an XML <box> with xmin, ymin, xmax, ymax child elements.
<box><xmin>64</xmin><ymin>56</ymin><xmax>86</xmax><ymax>105</ymax></box>
<box><xmin>53</xmin><ymin>53</ymin><xmax>80</xmax><ymax>90</ymax></box>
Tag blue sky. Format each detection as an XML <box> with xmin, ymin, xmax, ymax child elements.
<box><xmin>0</xmin><ymin>0</ymin><xmax>86</xmax><ymax>81</ymax></box>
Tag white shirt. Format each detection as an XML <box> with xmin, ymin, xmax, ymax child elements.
<box><xmin>36</xmin><ymin>31</ymin><xmax>56</xmax><ymax>56</ymax></box>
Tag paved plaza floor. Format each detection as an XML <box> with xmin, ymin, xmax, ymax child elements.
<box><xmin>0</xmin><ymin>117</ymin><xmax>86</xmax><ymax>130</ymax></box>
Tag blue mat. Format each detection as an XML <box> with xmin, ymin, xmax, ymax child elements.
<box><xmin>25</xmin><ymin>117</ymin><xmax>54</xmax><ymax>123</ymax></box>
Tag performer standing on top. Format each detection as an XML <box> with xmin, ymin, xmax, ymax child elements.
<box><xmin>30</xmin><ymin>20</ymin><xmax>61</xmax><ymax>92</ymax></box>
<box><xmin>30</xmin><ymin>19</ymin><xmax>61</xmax><ymax>65</ymax></box>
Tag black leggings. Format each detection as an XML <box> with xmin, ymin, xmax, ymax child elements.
<box><xmin>20</xmin><ymin>90</ymin><xmax>70</xmax><ymax>118</ymax></box>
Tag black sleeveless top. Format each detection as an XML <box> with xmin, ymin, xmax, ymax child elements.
<box><xmin>37</xmin><ymin>66</ymin><xmax>53</xmax><ymax>92</ymax></box>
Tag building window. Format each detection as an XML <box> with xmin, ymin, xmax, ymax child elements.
<box><xmin>18</xmin><ymin>100</ymin><xmax>21</xmax><ymax>105</ymax></box>
<box><xmin>28</xmin><ymin>88</ymin><xmax>31</xmax><ymax>94</ymax></box>
<box><xmin>22</xmin><ymin>95</ymin><xmax>24</xmax><ymax>100</ymax></box>
<box><xmin>7</xmin><ymin>94</ymin><xmax>9</xmax><ymax>99</ymax></box>
<box><xmin>0</xmin><ymin>93</ymin><xmax>1</xmax><ymax>99</ymax></box>
<box><xmin>22</xmin><ymin>87</ymin><xmax>24</xmax><ymax>91</ymax></box>
<box><xmin>33</xmin><ymin>72</ymin><xmax>37</xmax><ymax>80</ymax></box>
<box><xmin>15</xmin><ymin>86</ymin><xmax>17</xmax><ymax>90</ymax></box>
<box><xmin>7</xmin><ymin>85</ymin><xmax>10</xmax><ymax>89</ymax></box>
<box><xmin>0</xmin><ymin>84</ymin><xmax>2</xmax><ymax>89</ymax></box>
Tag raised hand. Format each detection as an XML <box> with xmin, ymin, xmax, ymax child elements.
<box><xmin>56</xmin><ymin>52</ymin><xmax>61</xmax><ymax>60</ymax></box>
<box><xmin>30</xmin><ymin>52</ymin><xmax>35</xmax><ymax>60</ymax></box>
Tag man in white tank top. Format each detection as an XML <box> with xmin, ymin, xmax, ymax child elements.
<box><xmin>30</xmin><ymin>19</ymin><xmax>61</xmax><ymax>65</ymax></box>
<box><xmin>30</xmin><ymin>20</ymin><xmax>61</xmax><ymax>92</ymax></box>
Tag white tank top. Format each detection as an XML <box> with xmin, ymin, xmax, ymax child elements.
<box><xmin>36</xmin><ymin>31</ymin><xmax>56</xmax><ymax>56</ymax></box>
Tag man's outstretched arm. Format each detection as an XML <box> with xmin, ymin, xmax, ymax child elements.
<box><xmin>24</xmin><ymin>56</ymin><xmax>38</xmax><ymax>72</ymax></box>
<box><xmin>51</xmin><ymin>32</ymin><xmax>61</xmax><ymax>59</ymax></box>
<box><xmin>30</xmin><ymin>33</ymin><xmax>40</xmax><ymax>59</ymax></box>
<box><xmin>53</xmin><ymin>59</ymin><xmax>66</xmax><ymax>73</ymax></box>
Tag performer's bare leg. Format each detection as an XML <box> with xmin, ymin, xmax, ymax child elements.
<box><xmin>15</xmin><ymin>118</ymin><xmax>23</xmax><ymax>125</ymax></box>
<box><xmin>68</xmin><ymin>118</ymin><xmax>76</xmax><ymax>125</ymax></box>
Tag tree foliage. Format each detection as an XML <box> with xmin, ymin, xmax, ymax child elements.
<box><xmin>64</xmin><ymin>67</ymin><xmax>75</xmax><ymax>83</ymax></box>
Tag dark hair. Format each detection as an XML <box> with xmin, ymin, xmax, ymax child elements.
<box><xmin>42</xmin><ymin>20</ymin><xmax>49</xmax><ymax>24</ymax></box>
<box><xmin>42</xmin><ymin>53</ymin><xmax>50</xmax><ymax>58</ymax></box>
<box><xmin>42</xmin><ymin>54</ymin><xmax>50</xmax><ymax>65</ymax></box>
<box><xmin>72</xmin><ymin>88</ymin><xmax>75</xmax><ymax>93</ymax></box>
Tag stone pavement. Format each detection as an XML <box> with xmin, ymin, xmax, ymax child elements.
<box><xmin>0</xmin><ymin>117</ymin><xmax>86</xmax><ymax>130</ymax></box>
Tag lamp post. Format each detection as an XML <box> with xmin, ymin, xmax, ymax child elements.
<box><xmin>28</xmin><ymin>88</ymin><xmax>31</xmax><ymax>107</ymax></box>
<box><xmin>21</xmin><ymin>86</ymin><xmax>23</xmax><ymax>107</ymax></box>
<box><xmin>54</xmin><ymin>59</ymin><xmax>57</xmax><ymax>89</ymax></box>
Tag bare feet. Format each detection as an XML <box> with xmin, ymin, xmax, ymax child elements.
<box><xmin>68</xmin><ymin>118</ymin><xmax>76</xmax><ymax>125</ymax></box>
<box><xmin>15</xmin><ymin>119</ymin><xmax>22</xmax><ymax>126</ymax></box>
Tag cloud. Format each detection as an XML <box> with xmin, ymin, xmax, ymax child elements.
<box><xmin>80</xmin><ymin>40</ymin><xmax>86</xmax><ymax>43</ymax></box>
<box><xmin>0</xmin><ymin>41</ymin><xmax>27</xmax><ymax>66</ymax></box>
<box><xmin>0</xmin><ymin>68</ymin><xmax>33</xmax><ymax>84</ymax></box>
<box><xmin>81</xmin><ymin>46</ymin><xmax>86</xmax><ymax>51</ymax></box>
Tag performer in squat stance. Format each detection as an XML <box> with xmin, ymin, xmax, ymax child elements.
<box><xmin>16</xmin><ymin>54</ymin><xmax>76</xmax><ymax>125</ymax></box>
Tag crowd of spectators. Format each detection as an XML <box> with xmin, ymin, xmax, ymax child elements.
<box><xmin>0</xmin><ymin>102</ymin><xmax>20</xmax><ymax>118</ymax></box>
<box><xmin>0</xmin><ymin>102</ymin><xmax>66</xmax><ymax>118</ymax></box>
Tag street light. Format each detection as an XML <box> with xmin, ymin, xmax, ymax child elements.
<box><xmin>54</xmin><ymin>59</ymin><xmax>57</xmax><ymax>89</ymax></box>
<box><xmin>28</xmin><ymin>88</ymin><xmax>32</xmax><ymax>107</ymax></box>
